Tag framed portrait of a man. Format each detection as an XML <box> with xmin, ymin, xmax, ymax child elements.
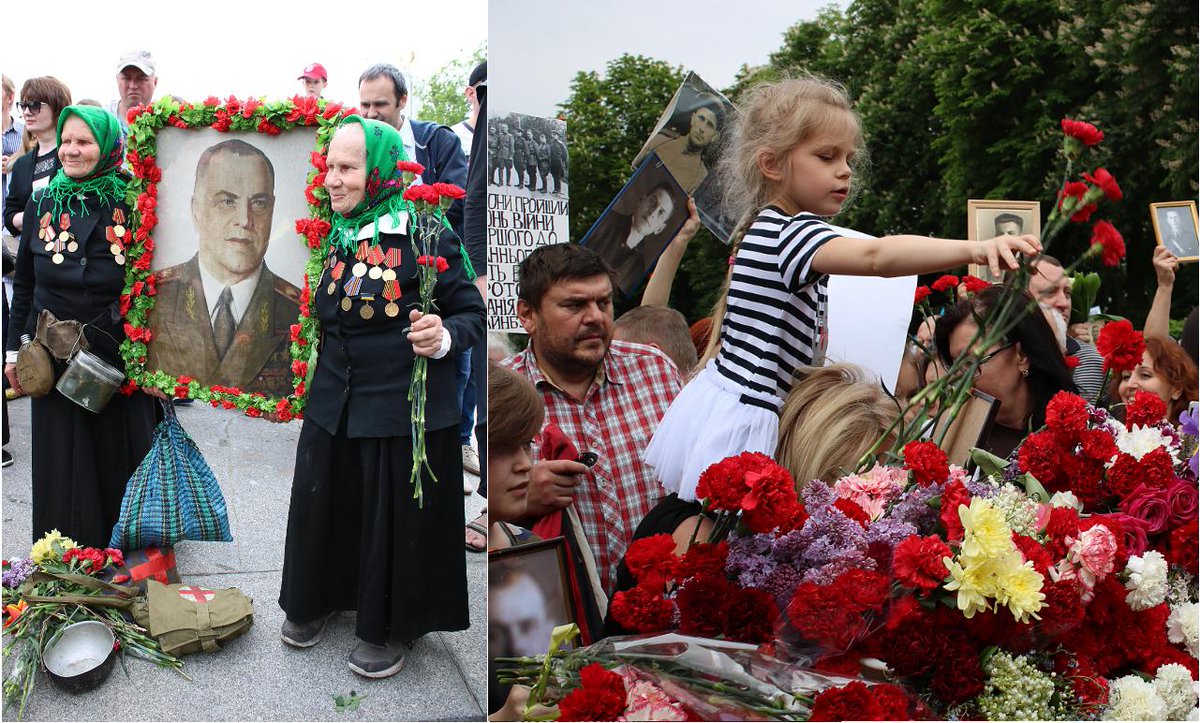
<box><xmin>965</xmin><ymin>199</ymin><xmax>1041</xmax><ymax>282</ymax></box>
<box><xmin>119</xmin><ymin>96</ymin><xmax>352</xmax><ymax>417</ymax></box>
<box><xmin>489</xmin><ymin>538</ymin><xmax>578</xmax><ymax>660</ymax></box>
<box><xmin>580</xmin><ymin>154</ymin><xmax>689</xmax><ymax>297</ymax></box>
<box><xmin>1150</xmin><ymin>201</ymin><xmax>1199</xmax><ymax>263</ymax></box>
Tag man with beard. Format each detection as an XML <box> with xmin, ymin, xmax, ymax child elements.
<box><xmin>501</xmin><ymin>244</ymin><xmax>682</xmax><ymax>593</ymax></box>
<box><xmin>584</xmin><ymin>182</ymin><xmax>678</xmax><ymax>295</ymax></box>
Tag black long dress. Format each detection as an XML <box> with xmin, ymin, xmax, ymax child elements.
<box><xmin>7</xmin><ymin>192</ymin><xmax>156</xmax><ymax>548</ymax></box>
<box><xmin>279</xmin><ymin>218</ymin><xmax>485</xmax><ymax>645</ymax></box>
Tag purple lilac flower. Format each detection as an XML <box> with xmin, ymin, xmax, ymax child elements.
<box><xmin>793</xmin><ymin>483</ymin><xmax>872</xmax><ymax>585</ymax></box>
<box><xmin>866</xmin><ymin>518</ymin><xmax>918</xmax><ymax>549</ymax></box>
<box><xmin>761</xmin><ymin>564</ymin><xmax>804</xmax><ymax>609</ymax></box>
<box><xmin>725</xmin><ymin>532</ymin><xmax>778</xmax><ymax>590</ymax></box>
<box><xmin>964</xmin><ymin>476</ymin><xmax>1000</xmax><ymax>498</ymax></box>
<box><xmin>2</xmin><ymin>558</ymin><xmax>37</xmax><ymax>589</ymax></box>
<box><xmin>886</xmin><ymin>482</ymin><xmax>944</xmax><ymax>535</ymax></box>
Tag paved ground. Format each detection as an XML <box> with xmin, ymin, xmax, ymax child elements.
<box><xmin>2</xmin><ymin>396</ymin><xmax>486</xmax><ymax>721</ymax></box>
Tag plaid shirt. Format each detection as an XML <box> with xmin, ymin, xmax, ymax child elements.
<box><xmin>504</xmin><ymin>340</ymin><xmax>682</xmax><ymax>592</ymax></box>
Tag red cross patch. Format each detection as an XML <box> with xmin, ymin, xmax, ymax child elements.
<box><xmin>178</xmin><ymin>586</ymin><xmax>216</xmax><ymax>604</ymax></box>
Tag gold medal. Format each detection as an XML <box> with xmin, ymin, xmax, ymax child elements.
<box><xmin>352</xmin><ymin>262</ymin><xmax>367</xmax><ymax>278</ymax></box>
<box><xmin>327</xmin><ymin>281</ymin><xmax>336</xmax><ymax>295</ymax></box>
<box><xmin>58</xmin><ymin>231</ymin><xmax>70</xmax><ymax>243</ymax></box>
<box><xmin>52</xmin><ymin>253</ymin><xmax>64</xmax><ymax>264</ymax></box>
<box><xmin>67</xmin><ymin>241</ymin><xmax>79</xmax><ymax>253</ymax></box>
<box><xmin>113</xmin><ymin>224</ymin><xmax>126</xmax><ymax>237</ymax></box>
<box><xmin>382</xmin><ymin>268</ymin><xmax>397</xmax><ymax>282</ymax></box>
<box><xmin>341</xmin><ymin>296</ymin><xmax>352</xmax><ymax>312</ymax></box>
<box><xmin>110</xmin><ymin>243</ymin><xmax>123</xmax><ymax>255</ymax></box>
<box><xmin>44</xmin><ymin>241</ymin><xmax>54</xmax><ymax>252</ymax></box>
<box><xmin>368</xmin><ymin>265</ymin><xmax>383</xmax><ymax>280</ymax></box>
<box><xmin>360</xmin><ymin>303</ymin><xmax>374</xmax><ymax>320</ymax></box>
<box><xmin>114</xmin><ymin>254</ymin><xmax>126</xmax><ymax>265</ymax></box>
<box><xmin>38</xmin><ymin>228</ymin><xmax>48</xmax><ymax>241</ymax></box>
<box><xmin>384</xmin><ymin>302</ymin><xmax>399</xmax><ymax>318</ymax></box>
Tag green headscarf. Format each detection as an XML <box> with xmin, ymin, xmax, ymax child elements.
<box><xmin>326</xmin><ymin>116</ymin><xmax>411</xmax><ymax>255</ymax></box>
<box><xmin>37</xmin><ymin>106</ymin><xmax>127</xmax><ymax>220</ymax></box>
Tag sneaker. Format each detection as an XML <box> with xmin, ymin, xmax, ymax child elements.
<box><xmin>462</xmin><ymin>444</ymin><xmax>480</xmax><ymax>476</ymax></box>
<box><xmin>1</xmin><ymin>450</ymin><xmax>11</xmax><ymax>468</ymax></box>
<box><xmin>280</xmin><ymin>611</ymin><xmax>336</xmax><ymax>648</ymax></box>
<box><xmin>348</xmin><ymin>639</ymin><xmax>408</xmax><ymax>678</ymax></box>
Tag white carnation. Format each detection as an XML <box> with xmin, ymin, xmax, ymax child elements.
<box><xmin>1154</xmin><ymin>663</ymin><xmax>1199</xmax><ymax>720</ymax></box>
<box><xmin>1105</xmin><ymin>675</ymin><xmax>1169</xmax><ymax>721</ymax></box>
<box><xmin>1114</xmin><ymin>424</ymin><xmax>1179</xmax><ymax>463</ymax></box>
<box><xmin>1167</xmin><ymin>602</ymin><xmax>1199</xmax><ymax>658</ymax></box>
<box><xmin>1187</xmin><ymin>706</ymin><xmax>1199</xmax><ymax>721</ymax></box>
<box><xmin>1125</xmin><ymin>551</ymin><xmax>1169</xmax><ymax>611</ymax></box>
<box><xmin>1049</xmin><ymin>490</ymin><xmax>1083</xmax><ymax>510</ymax></box>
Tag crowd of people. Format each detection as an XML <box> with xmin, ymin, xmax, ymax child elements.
<box><xmin>2</xmin><ymin>52</ymin><xmax>489</xmax><ymax>681</ymax></box>
<box><xmin>485</xmin><ymin>74</ymin><xmax>1198</xmax><ymax>718</ymax></box>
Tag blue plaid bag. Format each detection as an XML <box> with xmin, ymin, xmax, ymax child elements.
<box><xmin>109</xmin><ymin>400</ymin><xmax>233</xmax><ymax>549</ymax></box>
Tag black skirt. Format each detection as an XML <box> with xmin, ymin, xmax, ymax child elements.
<box><xmin>279</xmin><ymin>419</ymin><xmax>469</xmax><ymax>645</ymax></box>
<box><xmin>30</xmin><ymin>389</ymin><xmax>157</xmax><ymax>548</ymax></box>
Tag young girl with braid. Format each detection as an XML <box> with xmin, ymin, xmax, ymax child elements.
<box><xmin>645</xmin><ymin>75</ymin><xmax>1042</xmax><ymax>501</ymax></box>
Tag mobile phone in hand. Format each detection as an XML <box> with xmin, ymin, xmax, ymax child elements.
<box><xmin>575</xmin><ymin>451</ymin><xmax>598</xmax><ymax>467</ymax></box>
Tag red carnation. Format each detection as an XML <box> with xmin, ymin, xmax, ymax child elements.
<box><xmin>1168</xmin><ymin>520</ymin><xmax>1198</xmax><ymax>575</ymax></box>
<box><xmin>740</xmin><ymin>460</ymin><xmax>800</xmax><ymax>534</ymax></box>
<box><xmin>1080</xmin><ymin>428</ymin><xmax>1117</xmax><ymax>464</ymax></box>
<box><xmin>435</xmin><ymin>256</ymin><xmax>450</xmax><ymax>273</ymax></box>
<box><xmin>677</xmin><ymin>575</ymin><xmax>736</xmax><ymax>637</ymax></box>
<box><xmin>257</xmin><ymin>117</ymin><xmax>282</xmax><ymax>135</ymax></box>
<box><xmin>396</xmin><ymin>160</ymin><xmax>426</xmax><ymax>176</ymax></box>
<box><xmin>1012</xmin><ymin>533</ymin><xmax>1053</xmax><ymax>575</ymax></box>
<box><xmin>931</xmin><ymin>274</ymin><xmax>959</xmax><ymax>293</ymax></box>
<box><xmin>291</xmin><ymin>360</ymin><xmax>308</xmax><ymax>378</ymax></box>
<box><xmin>623</xmin><ymin>534</ymin><xmax>678</xmax><ymax>589</ymax></box>
<box><xmin>1089</xmin><ymin>220</ymin><xmax>1125</xmax><ymax>267</ymax></box>
<box><xmin>939</xmin><ymin>479</ymin><xmax>971</xmax><ymax>541</ymax></box>
<box><xmin>557</xmin><ymin>664</ymin><xmax>626</xmax><ymax>722</ymax></box>
<box><xmin>696</xmin><ymin>454</ymin><xmax>751</xmax><ymax>510</ymax></box>
<box><xmin>834</xmin><ymin>498</ymin><xmax>870</xmax><ymax>528</ymax></box>
<box><xmin>1044</xmin><ymin>391</ymin><xmax>1090</xmax><ymax>446</ymax></box>
<box><xmin>810</xmin><ymin>681</ymin><xmax>885</xmax><ymax>721</ymax></box>
<box><xmin>893</xmin><ymin>535</ymin><xmax>952</xmax><ymax>590</ymax></box>
<box><xmin>723</xmin><ymin>587</ymin><xmax>778</xmax><ymax>644</ymax></box>
<box><xmin>1095</xmin><ymin>319</ymin><xmax>1144</xmax><ymax>374</ymax></box>
<box><xmin>1061</xmin><ymin>118</ymin><xmax>1104</xmax><ymax>146</ymax></box>
<box><xmin>1083</xmin><ymin>167</ymin><xmax>1122</xmax><ymax>202</ymax></box>
<box><xmin>962</xmin><ymin>275</ymin><xmax>990</xmax><ymax>294</ymax></box>
<box><xmin>240</xmin><ymin>97</ymin><xmax>262</xmax><ymax>118</ymax></box>
<box><xmin>289</xmin><ymin>324</ymin><xmax>303</xmax><ymax>342</ymax></box>
<box><xmin>430</xmin><ymin>182</ymin><xmax>466</xmax><ymax>200</ymax></box>
<box><xmin>903</xmin><ymin>440</ymin><xmax>949</xmax><ymax>486</ymax></box>
<box><xmin>1064</xmin><ymin>354</ymin><xmax>1081</xmax><ymax>369</ymax></box>
<box><xmin>914</xmin><ymin>286</ymin><xmax>932</xmax><ymax>304</ymax></box>
<box><xmin>677</xmin><ymin>541</ymin><xmax>728</xmax><ymax>580</ymax></box>
<box><xmin>1072</xmin><ymin>203</ymin><xmax>1099</xmax><ymax>223</ymax></box>
<box><xmin>608</xmin><ymin>583</ymin><xmax>676</xmax><ymax>634</ymax></box>
<box><xmin>1059</xmin><ymin>180</ymin><xmax>1089</xmax><ymax>211</ymax></box>
<box><xmin>1125</xmin><ymin>390</ymin><xmax>1167</xmax><ymax>429</ymax></box>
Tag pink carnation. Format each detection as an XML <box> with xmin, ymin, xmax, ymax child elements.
<box><xmin>1069</xmin><ymin>525</ymin><xmax>1118</xmax><ymax>581</ymax></box>
<box><xmin>833</xmin><ymin>465</ymin><xmax>906</xmax><ymax>520</ymax></box>
<box><xmin>616</xmin><ymin>668</ymin><xmax>688</xmax><ymax>722</ymax></box>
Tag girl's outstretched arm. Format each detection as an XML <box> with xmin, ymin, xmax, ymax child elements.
<box><xmin>812</xmin><ymin>233</ymin><xmax>1042</xmax><ymax>279</ymax></box>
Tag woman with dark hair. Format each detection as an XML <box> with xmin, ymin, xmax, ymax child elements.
<box><xmin>4</xmin><ymin>77</ymin><xmax>71</xmax><ymax>236</ymax></box>
<box><xmin>1111</xmin><ymin>335</ymin><xmax>1198</xmax><ymax>424</ymax></box>
<box><xmin>935</xmin><ymin>285</ymin><xmax>1076</xmax><ymax>458</ymax></box>
<box><xmin>642</xmin><ymin>92</ymin><xmax>725</xmax><ymax>194</ymax></box>
<box><xmin>4</xmin><ymin>106</ymin><xmax>157</xmax><ymax>546</ymax></box>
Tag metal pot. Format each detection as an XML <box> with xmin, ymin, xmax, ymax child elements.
<box><xmin>42</xmin><ymin>620</ymin><xmax>117</xmax><ymax>693</ymax></box>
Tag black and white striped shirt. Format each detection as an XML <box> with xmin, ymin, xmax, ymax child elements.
<box><xmin>714</xmin><ymin>206</ymin><xmax>841</xmax><ymax>411</ymax></box>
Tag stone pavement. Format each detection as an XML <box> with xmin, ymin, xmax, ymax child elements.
<box><xmin>1</xmin><ymin>396</ymin><xmax>486</xmax><ymax>721</ymax></box>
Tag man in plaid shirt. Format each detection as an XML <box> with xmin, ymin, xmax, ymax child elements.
<box><xmin>502</xmin><ymin>244</ymin><xmax>682</xmax><ymax>593</ymax></box>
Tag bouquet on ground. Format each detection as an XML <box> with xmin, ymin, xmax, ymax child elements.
<box><xmin>2</xmin><ymin>530</ymin><xmax>185</xmax><ymax>719</ymax></box>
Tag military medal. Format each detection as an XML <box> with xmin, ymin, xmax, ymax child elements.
<box><xmin>67</xmin><ymin>241</ymin><xmax>78</xmax><ymax>253</ymax></box>
<box><xmin>359</xmin><ymin>298</ymin><xmax>375</xmax><ymax>320</ymax></box>
<box><xmin>341</xmin><ymin>297</ymin><xmax>352</xmax><ymax>312</ymax></box>
<box><xmin>327</xmin><ymin>281</ymin><xmax>337</xmax><ymax>295</ymax></box>
<box><xmin>382</xmin><ymin>278</ymin><xmax>401</xmax><ymax>318</ymax></box>
<box><xmin>106</xmin><ymin>209</ymin><xmax>127</xmax><ymax>265</ymax></box>
<box><xmin>52</xmin><ymin>253</ymin><xmax>64</xmax><ymax>264</ymax></box>
<box><xmin>37</xmin><ymin>213</ymin><xmax>52</xmax><ymax>242</ymax></box>
<box><xmin>114</xmin><ymin>254</ymin><xmax>125</xmax><ymax>265</ymax></box>
<box><xmin>331</xmin><ymin>261</ymin><xmax>346</xmax><ymax>281</ymax></box>
<box><xmin>352</xmin><ymin>262</ymin><xmax>367</xmax><ymax>278</ymax></box>
<box><xmin>366</xmin><ymin>245</ymin><xmax>386</xmax><ymax>280</ymax></box>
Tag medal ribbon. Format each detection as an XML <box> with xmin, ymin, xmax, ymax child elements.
<box><xmin>382</xmin><ymin>279</ymin><xmax>400</xmax><ymax>301</ymax></box>
<box><xmin>383</xmin><ymin>247</ymin><xmax>403</xmax><ymax>269</ymax></box>
<box><xmin>343</xmin><ymin>275</ymin><xmax>363</xmax><ymax>297</ymax></box>
<box><xmin>355</xmin><ymin>240</ymin><xmax>370</xmax><ymax>261</ymax></box>
<box><xmin>367</xmin><ymin>246</ymin><xmax>385</xmax><ymax>266</ymax></box>
<box><xmin>331</xmin><ymin>261</ymin><xmax>346</xmax><ymax>280</ymax></box>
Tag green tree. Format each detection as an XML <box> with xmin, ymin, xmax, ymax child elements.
<box><xmin>415</xmin><ymin>42</ymin><xmax>486</xmax><ymax>127</ymax></box>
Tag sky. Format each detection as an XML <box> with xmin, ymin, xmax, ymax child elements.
<box><xmin>5</xmin><ymin>0</ymin><xmax>486</xmax><ymax>116</ymax></box>
<box><xmin>491</xmin><ymin>0</ymin><xmax>844</xmax><ymax>117</ymax></box>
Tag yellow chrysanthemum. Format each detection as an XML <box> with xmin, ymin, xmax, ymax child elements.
<box><xmin>996</xmin><ymin>556</ymin><xmax>1046</xmax><ymax>624</ymax></box>
<box><xmin>30</xmin><ymin>528</ymin><xmax>78</xmax><ymax>564</ymax></box>
<box><xmin>944</xmin><ymin>556</ymin><xmax>991</xmax><ymax>618</ymax></box>
<box><xmin>959</xmin><ymin>498</ymin><xmax>1012</xmax><ymax>560</ymax></box>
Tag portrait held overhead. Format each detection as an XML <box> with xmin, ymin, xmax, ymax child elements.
<box><xmin>1151</xmin><ymin>201</ymin><xmax>1199</xmax><ymax>263</ymax></box>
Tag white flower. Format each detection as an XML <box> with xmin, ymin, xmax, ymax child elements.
<box><xmin>1187</xmin><ymin>706</ymin><xmax>1199</xmax><ymax>721</ymax></box>
<box><xmin>1125</xmin><ymin>550</ymin><xmax>1169</xmax><ymax>611</ymax></box>
<box><xmin>1049</xmin><ymin>490</ymin><xmax>1083</xmax><ymax>510</ymax></box>
<box><xmin>1167</xmin><ymin>602</ymin><xmax>1199</xmax><ymax>658</ymax></box>
<box><xmin>1105</xmin><ymin>675</ymin><xmax>1169</xmax><ymax>721</ymax></box>
<box><xmin>1154</xmin><ymin>663</ymin><xmax>1199</xmax><ymax>720</ymax></box>
<box><xmin>1113</xmin><ymin>424</ymin><xmax>1179</xmax><ymax>463</ymax></box>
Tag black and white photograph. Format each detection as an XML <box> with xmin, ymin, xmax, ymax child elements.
<box><xmin>965</xmin><ymin>199</ymin><xmax>1041</xmax><ymax>281</ymax></box>
<box><xmin>145</xmin><ymin>127</ymin><xmax>316</xmax><ymax>398</ymax></box>
<box><xmin>1151</xmin><ymin>201</ymin><xmax>1199</xmax><ymax>263</ymax></box>
<box><xmin>580</xmin><ymin>153</ymin><xmax>689</xmax><ymax>296</ymax></box>
<box><xmin>489</xmin><ymin>112</ymin><xmax>568</xmax><ymax>199</ymax></box>
<box><xmin>632</xmin><ymin>72</ymin><xmax>737</xmax><ymax>241</ymax></box>
<box><xmin>488</xmin><ymin>539</ymin><xmax>577</xmax><ymax>660</ymax></box>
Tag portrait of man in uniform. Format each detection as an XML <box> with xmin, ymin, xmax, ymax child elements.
<box><xmin>147</xmin><ymin>139</ymin><xmax>300</xmax><ymax>397</ymax></box>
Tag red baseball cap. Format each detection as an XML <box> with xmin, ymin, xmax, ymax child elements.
<box><xmin>299</xmin><ymin>63</ymin><xmax>328</xmax><ymax>81</ymax></box>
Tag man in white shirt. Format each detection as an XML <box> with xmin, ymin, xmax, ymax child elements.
<box><xmin>147</xmin><ymin>140</ymin><xmax>300</xmax><ymax>397</ymax></box>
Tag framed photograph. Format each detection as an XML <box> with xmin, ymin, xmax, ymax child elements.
<box><xmin>632</xmin><ymin>72</ymin><xmax>738</xmax><ymax>242</ymax></box>
<box><xmin>121</xmin><ymin>96</ymin><xmax>352</xmax><ymax>418</ymax></box>
<box><xmin>580</xmin><ymin>153</ymin><xmax>689</xmax><ymax>297</ymax></box>
<box><xmin>1150</xmin><ymin>201</ymin><xmax>1199</xmax><ymax>263</ymax></box>
<box><xmin>933</xmin><ymin>389</ymin><xmax>1000</xmax><ymax>468</ymax></box>
<box><xmin>489</xmin><ymin>537</ymin><xmax>579</xmax><ymax>659</ymax></box>
<box><xmin>965</xmin><ymin>199</ymin><xmax>1041</xmax><ymax>282</ymax></box>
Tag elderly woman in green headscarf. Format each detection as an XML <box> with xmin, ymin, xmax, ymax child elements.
<box><xmin>4</xmin><ymin>106</ymin><xmax>158</xmax><ymax>547</ymax></box>
<box><xmin>278</xmin><ymin>116</ymin><xmax>484</xmax><ymax>678</ymax></box>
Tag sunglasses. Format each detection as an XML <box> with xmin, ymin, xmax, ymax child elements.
<box><xmin>17</xmin><ymin>101</ymin><xmax>47</xmax><ymax>113</ymax></box>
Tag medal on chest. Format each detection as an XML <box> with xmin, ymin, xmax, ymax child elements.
<box><xmin>106</xmin><ymin>208</ymin><xmax>128</xmax><ymax>265</ymax></box>
<box><xmin>38</xmin><ymin>213</ymin><xmax>76</xmax><ymax>264</ymax></box>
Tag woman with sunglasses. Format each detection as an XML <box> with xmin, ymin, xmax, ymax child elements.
<box><xmin>3</xmin><ymin>77</ymin><xmax>71</xmax><ymax>237</ymax></box>
<box><xmin>934</xmin><ymin>285</ymin><xmax>1076</xmax><ymax>458</ymax></box>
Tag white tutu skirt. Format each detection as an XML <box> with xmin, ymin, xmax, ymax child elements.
<box><xmin>645</xmin><ymin>361</ymin><xmax>779</xmax><ymax>501</ymax></box>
